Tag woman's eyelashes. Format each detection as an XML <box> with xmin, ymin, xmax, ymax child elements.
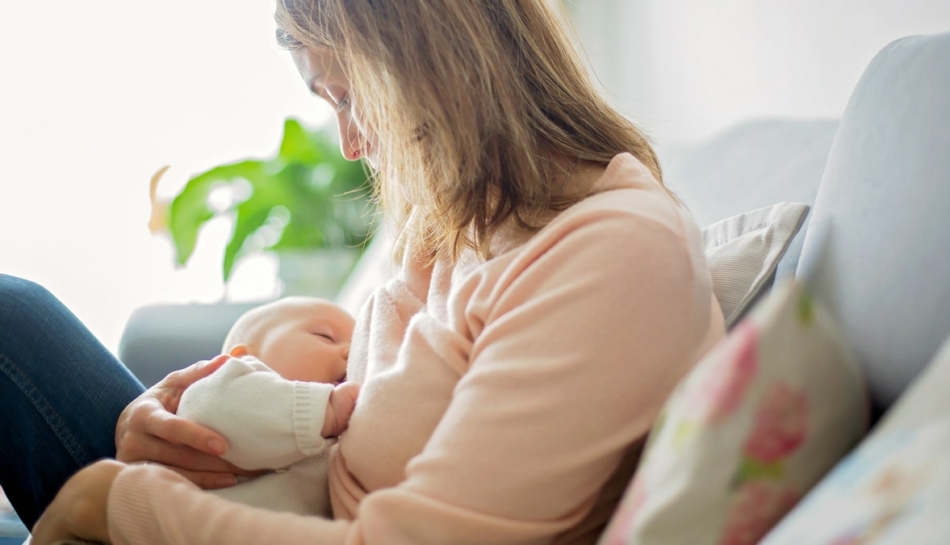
<box><xmin>309</xmin><ymin>85</ymin><xmax>350</xmax><ymax>114</ymax></box>
<box><xmin>323</xmin><ymin>87</ymin><xmax>350</xmax><ymax>113</ymax></box>
<box><xmin>334</xmin><ymin>94</ymin><xmax>351</xmax><ymax>113</ymax></box>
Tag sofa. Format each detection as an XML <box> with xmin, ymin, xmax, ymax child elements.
<box><xmin>112</xmin><ymin>30</ymin><xmax>949</xmax><ymax>542</ymax></box>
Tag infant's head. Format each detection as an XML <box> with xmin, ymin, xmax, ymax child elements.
<box><xmin>223</xmin><ymin>296</ymin><xmax>355</xmax><ymax>384</ymax></box>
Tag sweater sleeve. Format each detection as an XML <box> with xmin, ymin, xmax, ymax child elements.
<box><xmin>176</xmin><ymin>357</ymin><xmax>334</xmax><ymax>470</ymax></box>
<box><xmin>108</xmin><ymin>465</ymin><xmax>351</xmax><ymax>545</ymax></box>
<box><xmin>107</xmin><ymin>206</ymin><xmax>718</xmax><ymax>545</ymax></box>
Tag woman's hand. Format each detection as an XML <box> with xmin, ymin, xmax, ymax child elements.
<box><xmin>31</xmin><ymin>459</ymin><xmax>125</xmax><ymax>545</ymax></box>
<box><xmin>114</xmin><ymin>355</ymin><xmax>250</xmax><ymax>489</ymax></box>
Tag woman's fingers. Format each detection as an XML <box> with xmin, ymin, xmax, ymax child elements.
<box><xmin>119</xmin><ymin>433</ymin><xmax>259</xmax><ymax>489</ymax></box>
<box><xmin>166</xmin><ymin>467</ymin><xmax>241</xmax><ymax>490</ymax></box>
<box><xmin>126</xmin><ymin>433</ymin><xmax>238</xmax><ymax>474</ymax></box>
<box><xmin>142</xmin><ymin>405</ymin><xmax>228</xmax><ymax>456</ymax></box>
<box><xmin>163</xmin><ymin>354</ymin><xmax>231</xmax><ymax>390</ymax></box>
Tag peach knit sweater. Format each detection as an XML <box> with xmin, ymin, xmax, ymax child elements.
<box><xmin>107</xmin><ymin>153</ymin><xmax>725</xmax><ymax>545</ymax></box>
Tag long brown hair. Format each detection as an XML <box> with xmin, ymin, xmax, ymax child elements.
<box><xmin>275</xmin><ymin>0</ymin><xmax>664</xmax><ymax>262</ymax></box>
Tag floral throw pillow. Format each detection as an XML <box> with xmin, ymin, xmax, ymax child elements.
<box><xmin>759</xmin><ymin>333</ymin><xmax>950</xmax><ymax>545</ymax></box>
<box><xmin>600</xmin><ymin>279</ymin><xmax>869</xmax><ymax>545</ymax></box>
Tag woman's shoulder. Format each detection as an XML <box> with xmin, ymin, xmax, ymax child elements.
<box><xmin>539</xmin><ymin>153</ymin><xmax>698</xmax><ymax>251</ymax></box>
<box><xmin>446</xmin><ymin>153</ymin><xmax>707</xmax><ymax>307</ymax></box>
<box><xmin>472</xmin><ymin>154</ymin><xmax>702</xmax><ymax>278</ymax></box>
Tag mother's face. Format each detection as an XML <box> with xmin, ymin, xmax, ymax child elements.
<box><xmin>291</xmin><ymin>48</ymin><xmax>377</xmax><ymax>167</ymax></box>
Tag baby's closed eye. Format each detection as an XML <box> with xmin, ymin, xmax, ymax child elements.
<box><xmin>310</xmin><ymin>331</ymin><xmax>336</xmax><ymax>342</ymax></box>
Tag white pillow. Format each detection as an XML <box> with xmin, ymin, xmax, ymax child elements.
<box><xmin>702</xmin><ymin>202</ymin><xmax>809</xmax><ymax>327</ymax></box>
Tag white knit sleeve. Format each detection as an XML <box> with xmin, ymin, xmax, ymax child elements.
<box><xmin>177</xmin><ymin>356</ymin><xmax>334</xmax><ymax>470</ymax></box>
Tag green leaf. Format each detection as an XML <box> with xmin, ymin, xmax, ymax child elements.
<box><xmin>279</xmin><ymin>118</ymin><xmax>324</xmax><ymax>165</ymax></box>
<box><xmin>222</xmin><ymin>206</ymin><xmax>273</xmax><ymax>282</ymax></box>
<box><xmin>168</xmin><ymin>159</ymin><xmax>268</xmax><ymax>266</ymax></box>
<box><xmin>732</xmin><ymin>457</ymin><xmax>785</xmax><ymax>487</ymax></box>
<box><xmin>220</xmin><ymin>165</ymin><xmax>295</xmax><ymax>280</ymax></box>
<box><xmin>797</xmin><ymin>291</ymin><xmax>815</xmax><ymax>325</ymax></box>
<box><xmin>166</xmin><ymin>117</ymin><xmax>376</xmax><ymax>285</ymax></box>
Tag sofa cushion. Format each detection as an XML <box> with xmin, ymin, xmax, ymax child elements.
<box><xmin>759</xmin><ymin>332</ymin><xmax>950</xmax><ymax>545</ymax></box>
<box><xmin>702</xmin><ymin>202</ymin><xmax>809</xmax><ymax>328</ymax></box>
<box><xmin>795</xmin><ymin>31</ymin><xmax>950</xmax><ymax>412</ymax></box>
<box><xmin>659</xmin><ymin>119</ymin><xmax>837</xmax><ymax>229</ymax></box>
<box><xmin>600</xmin><ymin>279</ymin><xmax>868</xmax><ymax>545</ymax></box>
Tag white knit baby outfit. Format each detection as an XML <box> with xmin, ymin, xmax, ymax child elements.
<box><xmin>177</xmin><ymin>356</ymin><xmax>335</xmax><ymax>516</ymax></box>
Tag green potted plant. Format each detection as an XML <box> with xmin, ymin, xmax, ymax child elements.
<box><xmin>152</xmin><ymin>118</ymin><xmax>375</xmax><ymax>297</ymax></box>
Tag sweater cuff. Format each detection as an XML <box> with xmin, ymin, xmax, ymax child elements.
<box><xmin>107</xmin><ymin>464</ymin><xmax>195</xmax><ymax>545</ymax></box>
<box><xmin>293</xmin><ymin>381</ymin><xmax>334</xmax><ymax>456</ymax></box>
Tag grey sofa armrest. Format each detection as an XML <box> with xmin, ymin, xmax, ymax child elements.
<box><xmin>118</xmin><ymin>302</ymin><xmax>264</xmax><ymax>387</ymax></box>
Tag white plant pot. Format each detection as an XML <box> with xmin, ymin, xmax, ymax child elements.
<box><xmin>277</xmin><ymin>248</ymin><xmax>360</xmax><ymax>299</ymax></box>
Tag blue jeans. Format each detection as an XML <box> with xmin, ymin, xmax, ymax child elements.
<box><xmin>0</xmin><ymin>275</ymin><xmax>145</xmax><ymax>529</ymax></box>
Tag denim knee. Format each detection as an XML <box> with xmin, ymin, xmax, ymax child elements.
<box><xmin>0</xmin><ymin>274</ymin><xmax>60</xmax><ymax>331</ymax></box>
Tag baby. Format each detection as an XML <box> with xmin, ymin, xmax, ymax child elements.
<box><xmin>177</xmin><ymin>296</ymin><xmax>359</xmax><ymax>516</ymax></box>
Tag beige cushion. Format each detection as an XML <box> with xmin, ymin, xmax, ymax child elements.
<box><xmin>702</xmin><ymin>202</ymin><xmax>809</xmax><ymax>328</ymax></box>
<box><xmin>601</xmin><ymin>278</ymin><xmax>869</xmax><ymax>545</ymax></box>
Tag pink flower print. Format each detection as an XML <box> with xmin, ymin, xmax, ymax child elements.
<box><xmin>744</xmin><ymin>382</ymin><xmax>808</xmax><ymax>464</ymax></box>
<box><xmin>828</xmin><ymin>529</ymin><xmax>867</xmax><ymax>545</ymax></box>
<box><xmin>603</xmin><ymin>477</ymin><xmax>648</xmax><ymax>545</ymax></box>
<box><xmin>688</xmin><ymin>321</ymin><xmax>759</xmax><ymax>424</ymax></box>
<box><xmin>719</xmin><ymin>481</ymin><xmax>800</xmax><ymax>545</ymax></box>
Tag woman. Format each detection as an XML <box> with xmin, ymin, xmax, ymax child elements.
<box><xmin>5</xmin><ymin>0</ymin><xmax>725</xmax><ymax>543</ymax></box>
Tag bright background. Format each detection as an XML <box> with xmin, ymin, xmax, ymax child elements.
<box><xmin>566</xmin><ymin>0</ymin><xmax>950</xmax><ymax>144</ymax></box>
<box><xmin>0</xmin><ymin>0</ymin><xmax>335</xmax><ymax>352</ymax></box>
<box><xmin>2</xmin><ymin>1</ymin><xmax>950</xmax><ymax>354</ymax></box>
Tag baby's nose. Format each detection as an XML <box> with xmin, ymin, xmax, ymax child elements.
<box><xmin>341</xmin><ymin>344</ymin><xmax>350</xmax><ymax>360</ymax></box>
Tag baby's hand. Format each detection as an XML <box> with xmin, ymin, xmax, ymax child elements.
<box><xmin>322</xmin><ymin>382</ymin><xmax>360</xmax><ymax>438</ymax></box>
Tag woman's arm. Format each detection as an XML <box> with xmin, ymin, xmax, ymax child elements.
<box><xmin>30</xmin><ymin>460</ymin><xmax>124</xmax><ymax>545</ymax></box>
<box><xmin>29</xmin><ymin>460</ymin><xmax>351</xmax><ymax>545</ymax></box>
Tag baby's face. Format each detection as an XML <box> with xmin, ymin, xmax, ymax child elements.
<box><xmin>229</xmin><ymin>297</ymin><xmax>355</xmax><ymax>384</ymax></box>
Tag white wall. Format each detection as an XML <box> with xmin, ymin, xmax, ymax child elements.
<box><xmin>0</xmin><ymin>0</ymin><xmax>334</xmax><ymax>352</ymax></box>
<box><xmin>565</xmin><ymin>0</ymin><xmax>950</xmax><ymax>145</ymax></box>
